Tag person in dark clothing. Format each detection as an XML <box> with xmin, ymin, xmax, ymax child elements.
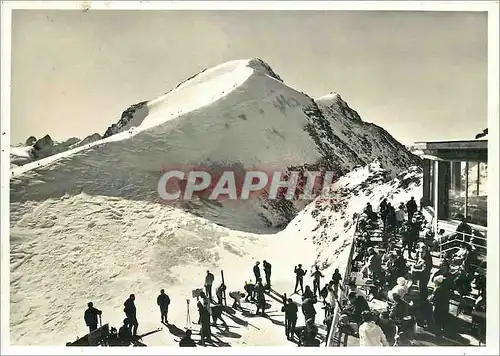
<box><xmin>300</xmin><ymin>318</ymin><xmax>320</xmax><ymax>346</ymax></box>
<box><xmin>402</xmin><ymin>224</ymin><xmax>415</xmax><ymax>259</ymax></box>
<box><xmin>124</xmin><ymin>294</ymin><xmax>138</xmax><ymax>336</ymax></box>
<box><xmin>406</xmin><ymin>197</ymin><xmax>418</xmax><ymax>223</ymax></box>
<box><xmin>205</xmin><ymin>270</ymin><xmax>215</xmax><ymax>302</ymax></box>
<box><xmin>215</xmin><ymin>283</ymin><xmax>226</xmax><ymax>305</ymax></box>
<box><xmin>331</xmin><ymin>268</ymin><xmax>343</xmax><ymax>296</ymax></box>
<box><xmin>379</xmin><ymin>198</ymin><xmax>388</xmax><ymax>215</ymax></box>
<box><xmin>303</xmin><ymin>285</ymin><xmax>314</xmax><ymax>300</ymax></box>
<box><xmin>118</xmin><ymin>318</ymin><xmax>133</xmax><ymax>345</ymax></box>
<box><xmin>84</xmin><ymin>302</ymin><xmax>102</xmax><ymax>332</ymax></box>
<box><xmin>389</xmin><ymin>294</ymin><xmax>409</xmax><ymax>323</ymax></box>
<box><xmin>253</xmin><ymin>261</ymin><xmax>262</xmax><ymax>282</ymax></box>
<box><xmin>263</xmin><ymin>260</ymin><xmax>272</xmax><ymax>289</ymax></box>
<box><xmin>281</xmin><ymin>298</ymin><xmax>298</xmax><ymax>340</ymax></box>
<box><xmin>157</xmin><ymin>289</ymin><xmax>171</xmax><ymax>324</ymax></box>
<box><xmin>197</xmin><ymin>300</ymin><xmax>211</xmax><ymax>344</ymax></box>
<box><xmin>179</xmin><ymin>329</ymin><xmax>197</xmax><ymax>347</ymax></box>
<box><xmin>456</xmin><ymin>216</ymin><xmax>472</xmax><ymax>240</ymax></box>
<box><xmin>414</xmin><ymin>245</ymin><xmax>433</xmax><ymax>301</ymax></box>
<box><xmin>429</xmin><ymin>279</ymin><xmax>450</xmax><ymax>336</ymax></box>
<box><xmin>343</xmin><ymin>292</ymin><xmax>370</xmax><ymax>325</ymax></box>
<box><xmin>311</xmin><ymin>266</ymin><xmax>324</xmax><ymax>297</ymax></box>
<box><xmin>244</xmin><ymin>281</ymin><xmax>256</xmax><ymax>302</ymax></box>
<box><xmin>319</xmin><ymin>284</ymin><xmax>329</xmax><ymax>301</ymax></box>
<box><xmin>378</xmin><ymin>311</ymin><xmax>396</xmax><ymax>346</ymax></box>
<box><xmin>301</xmin><ymin>296</ymin><xmax>317</xmax><ymax>324</ymax></box>
<box><xmin>255</xmin><ymin>281</ymin><xmax>266</xmax><ymax>315</ymax></box>
<box><xmin>294</xmin><ymin>264</ymin><xmax>307</xmax><ymax>295</ymax></box>
<box><xmin>211</xmin><ymin>304</ymin><xmax>229</xmax><ymax>330</ymax></box>
<box><xmin>392</xmin><ymin>249</ymin><xmax>408</xmax><ymax>278</ymax></box>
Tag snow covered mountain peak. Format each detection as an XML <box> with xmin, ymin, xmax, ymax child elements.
<box><xmin>11</xmin><ymin>59</ymin><xmax>419</xmax><ymax>232</ymax></box>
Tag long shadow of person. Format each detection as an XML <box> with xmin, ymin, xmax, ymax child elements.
<box><xmin>165</xmin><ymin>323</ymin><xmax>186</xmax><ymax>338</ymax></box>
<box><xmin>215</xmin><ymin>326</ymin><xmax>242</xmax><ymax>339</ymax></box>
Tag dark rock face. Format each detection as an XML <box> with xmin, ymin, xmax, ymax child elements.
<box><xmin>25</xmin><ymin>136</ymin><xmax>37</xmax><ymax>146</ymax></box>
<box><xmin>32</xmin><ymin>135</ymin><xmax>54</xmax><ymax>159</ymax></box>
<box><xmin>102</xmin><ymin>101</ymin><xmax>148</xmax><ymax>139</ymax></box>
<box><xmin>75</xmin><ymin>133</ymin><xmax>102</xmax><ymax>147</ymax></box>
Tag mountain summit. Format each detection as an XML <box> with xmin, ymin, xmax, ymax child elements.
<box><xmin>11</xmin><ymin>58</ymin><xmax>419</xmax><ymax>231</ymax></box>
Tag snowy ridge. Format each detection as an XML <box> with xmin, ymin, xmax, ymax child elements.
<box><xmin>11</xmin><ymin>58</ymin><xmax>419</xmax><ymax>232</ymax></box>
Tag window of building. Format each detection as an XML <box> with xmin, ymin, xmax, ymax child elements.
<box><xmin>467</xmin><ymin>161</ymin><xmax>487</xmax><ymax>226</ymax></box>
<box><xmin>448</xmin><ymin>161</ymin><xmax>466</xmax><ymax>220</ymax></box>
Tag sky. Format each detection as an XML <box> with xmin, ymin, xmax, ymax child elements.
<box><xmin>10</xmin><ymin>9</ymin><xmax>488</xmax><ymax>145</ymax></box>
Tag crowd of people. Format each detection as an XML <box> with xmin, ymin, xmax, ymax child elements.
<box><xmin>78</xmin><ymin>197</ymin><xmax>486</xmax><ymax>348</ymax></box>
<box><xmin>322</xmin><ymin>197</ymin><xmax>487</xmax><ymax>347</ymax></box>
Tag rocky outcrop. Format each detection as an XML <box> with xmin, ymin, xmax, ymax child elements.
<box><xmin>102</xmin><ymin>101</ymin><xmax>148</xmax><ymax>138</ymax></box>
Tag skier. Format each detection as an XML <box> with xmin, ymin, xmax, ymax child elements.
<box><xmin>84</xmin><ymin>302</ymin><xmax>102</xmax><ymax>332</ymax></box>
<box><xmin>263</xmin><ymin>260</ymin><xmax>272</xmax><ymax>289</ymax></box>
<box><xmin>124</xmin><ymin>294</ymin><xmax>139</xmax><ymax>336</ymax></box>
<box><xmin>303</xmin><ymin>285</ymin><xmax>314</xmax><ymax>300</ymax></box>
<box><xmin>332</xmin><ymin>268</ymin><xmax>343</xmax><ymax>296</ymax></box>
<box><xmin>294</xmin><ymin>264</ymin><xmax>307</xmax><ymax>295</ymax></box>
<box><xmin>179</xmin><ymin>329</ymin><xmax>197</xmax><ymax>347</ymax></box>
<box><xmin>204</xmin><ymin>270</ymin><xmax>215</xmax><ymax>302</ymax></box>
<box><xmin>300</xmin><ymin>318</ymin><xmax>320</xmax><ymax>346</ymax></box>
<box><xmin>281</xmin><ymin>298</ymin><xmax>298</xmax><ymax>340</ymax></box>
<box><xmin>255</xmin><ymin>280</ymin><xmax>266</xmax><ymax>316</ymax></box>
<box><xmin>311</xmin><ymin>266</ymin><xmax>324</xmax><ymax>297</ymax></box>
<box><xmin>301</xmin><ymin>296</ymin><xmax>318</xmax><ymax>325</ymax></box>
<box><xmin>253</xmin><ymin>261</ymin><xmax>262</xmax><ymax>283</ymax></box>
<box><xmin>215</xmin><ymin>283</ymin><xmax>227</xmax><ymax>305</ymax></box>
<box><xmin>118</xmin><ymin>318</ymin><xmax>133</xmax><ymax>345</ymax></box>
<box><xmin>244</xmin><ymin>280</ymin><xmax>256</xmax><ymax>302</ymax></box>
<box><xmin>157</xmin><ymin>289</ymin><xmax>171</xmax><ymax>324</ymax></box>
<box><xmin>197</xmin><ymin>300</ymin><xmax>211</xmax><ymax>344</ymax></box>
<box><xmin>229</xmin><ymin>291</ymin><xmax>244</xmax><ymax>310</ymax></box>
<box><xmin>211</xmin><ymin>304</ymin><xmax>229</xmax><ymax>330</ymax></box>
<box><xmin>406</xmin><ymin>197</ymin><xmax>418</xmax><ymax>223</ymax></box>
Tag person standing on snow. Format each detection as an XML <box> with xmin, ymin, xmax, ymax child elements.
<box><xmin>281</xmin><ymin>298</ymin><xmax>298</xmax><ymax>340</ymax></box>
<box><xmin>395</xmin><ymin>204</ymin><xmax>406</xmax><ymax>232</ymax></box>
<box><xmin>216</xmin><ymin>283</ymin><xmax>227</xmax><ymax>305</ymax></box>
<box><xmin>406</xmin><ymin>197</ymin><xmax>418</xmax><ymax>223</ymax></box>
<box><xmin>204</xmin><ymin>270</ymin><xmax>215</xmax><ymax>302</ymax></box>
<box><xmin>84</xmin><ymin>302</ymin><xmax>102</xmax><ymax>332</ymax></box>
<box><xmin>294</xmin><ymin>264</ymin><xmax>307</xmax><ymax>295</ymax></box>
<box><xmin>301</xmin><ymin>295</ymin><xmax>318</xmax><ymax>324</ymax></box>
<box><xmin>253</xmin><ymin>261</ymin><xmax>262</xmax><ymax>283</ymax></box>
<box><xmin>157</xmin><ymin>289</ymin><xmax>171</xmax><ymax>324</ymax></box>
<box><xmin>332</xmin><ymin>268</ymin><xmax>343</xmax><ymax>296</ymax></box>
<box><xmin>255</xmin><ymin>280</ymin><xmax>266</xmax><ymax>316</ymax></box>
<box><xmin>311</xmin><ymin>266</ymin><xmax>324</xmax><ymax>297</ymax></box>
<box><xmin>124</xmin><ymin>294</ymin><xmax>138</xmax><ymax>336</ymax></box>
<box><xmin>263</xmin><ymin>260</ymin><xmax>272</xmax><ymax>289</ymax></box>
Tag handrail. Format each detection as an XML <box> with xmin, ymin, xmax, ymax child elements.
<box><xmin>325</xmin><ymin>214</ymin><xmax>360</xmax><ymax>347</ymax></box>
<box><xmin>436</xmin><ymin>224</ymin><xmax>487</xmax><ymax>254</ymax></box>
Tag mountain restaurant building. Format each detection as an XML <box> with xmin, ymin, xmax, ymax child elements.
<box><xmin>414</xmin><ymin>139</ymin><xmax>488</xmax><ymax>253</ymax></box>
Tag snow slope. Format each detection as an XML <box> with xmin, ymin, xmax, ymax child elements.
<box><xmin>9</xmin><ymin>58</ymin><xmax>422</xmax><ymax>346</ymax></box>
<box><xmin>10</xmin><ymin>161</ymin><xmax>422</xmax><ymax>346</ymax></box>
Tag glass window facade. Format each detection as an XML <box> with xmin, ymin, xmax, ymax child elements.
<box><xmin>467</xmin><ymin>162</ymin><xmax>487</xmax><ymax>226</ymax></box>
<box><xmin>441</xmin><ymin>160</ymin><xmax>487</xmax><ymax>227</ymax></box>
<box><xmin>448</xmin><ymin>161</ymin><xmax>466</xmax><ymax>220</ymax></box>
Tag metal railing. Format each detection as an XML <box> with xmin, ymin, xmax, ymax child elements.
<box><xmin>436</xmin><ymin>225</ymin><xmax>487</xmax><ymax>256</ymax></box>
<box><xmin>325</xmin><ymin>215</ymin><xmax>360</xmax><ymax>347</ymax></box>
